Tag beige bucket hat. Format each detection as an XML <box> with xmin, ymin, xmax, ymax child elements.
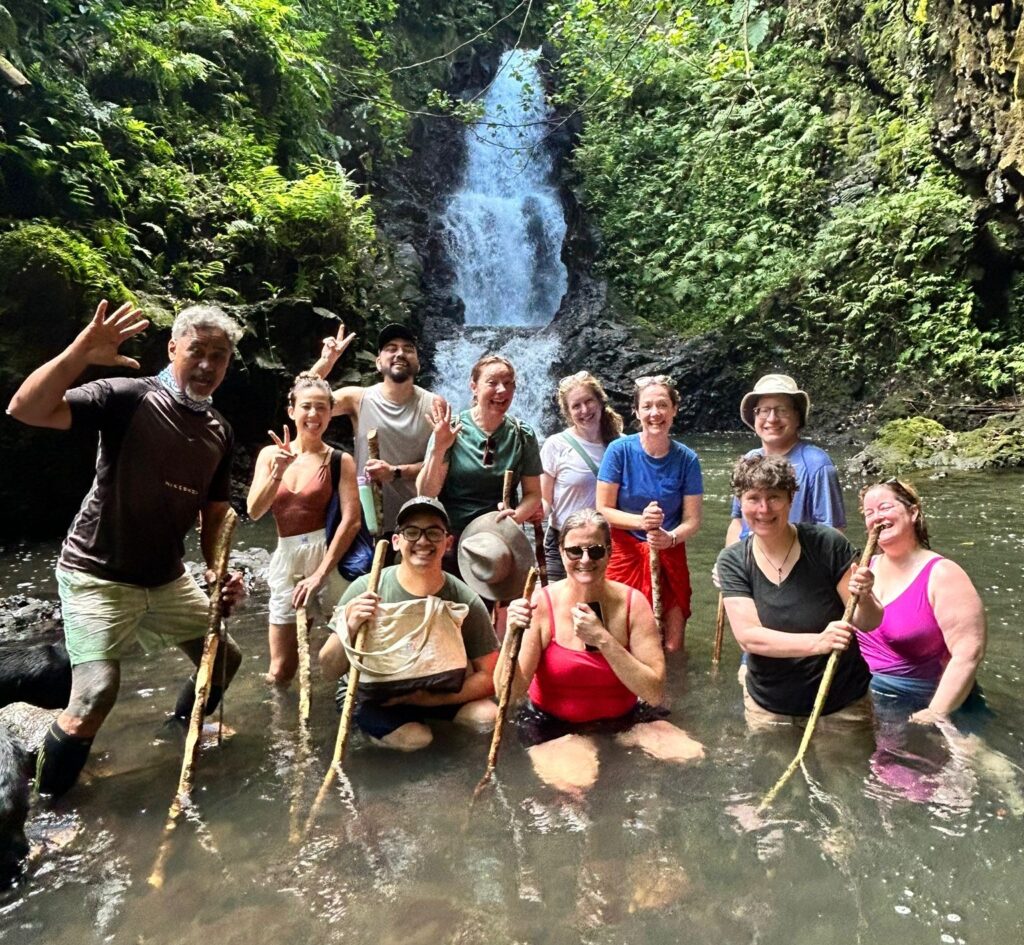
<box><xmin>739</xmin><ymin>374</ymin><xmax>811</xmax><ymax>430</ymax></box>
<box><xmin>457</xmin><ymin>512</ymin><xmax>535</xmax><ymax>602</ymax></box>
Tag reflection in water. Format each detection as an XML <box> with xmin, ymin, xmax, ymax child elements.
<box><xmin>2</xmin><ymin>438</ymin><xmax>1023</xmax><ymax>943</ymax></box>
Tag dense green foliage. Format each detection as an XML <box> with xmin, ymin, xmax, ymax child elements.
<box><xmin>547</xmin><ymin>0</ymin><xmax>1024</xmax><ymax>394</ymax></box>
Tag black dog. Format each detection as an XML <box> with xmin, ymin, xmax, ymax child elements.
<box><xmin>0</xmin><ymin>639</ymin><xmax>71</xmax><ymax>884</ymax></box>
<box><xmin>0</xmin><ymin>732</ymin><xmax>31</xmax><ymax>885</ymax></box>
<box><xmin>0</xmin><ymin>641</ymin><xmax>72</xmax><ymax>710</ymax></box>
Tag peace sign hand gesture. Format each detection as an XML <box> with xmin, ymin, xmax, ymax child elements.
<box><xmin>72</xmin><ymin>299</ymin><xmax>149</xmax><ymax>370</ymax></box>
<box><xmin>267</xmin><ymin>426</ymin><xmax>296</xmax><ymax>478</ymax></box>
<box><xmin>320</xmin><ymin>323</ymin><xmax>356</xmax><ymax>366</ymax></box>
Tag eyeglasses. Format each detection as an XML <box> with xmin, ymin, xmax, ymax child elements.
<box><xmin>398</xmin><ymin>525</ymin><xmax>448</xmax><ymax>543</ymax></box>
<box><xmin>635</xmin><ymin>374</ymin><xmax>674</xmax><ymax>389</ymax></box>
<box><xmin>753</xmin><ymin>405</ymin><xmax>793</xmax><ymax>419</ymax></box>
<box><xmin>741</xmin><ymin>492</ymin><xmax>789</xmax><ymax>508</ymax></box>
<box><xmin>481</xmin><ymin>435</ymin><xmax>495</xmax><ymax>468</ymax></box>
<box><xmin>562</xmin><ymin>544</ymin><xmax>609</xmax><ymax>561</ymax></box>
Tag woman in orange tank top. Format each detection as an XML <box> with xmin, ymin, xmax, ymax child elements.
<box><xmin>499</xmin><ymin>508</ymin><xmax>704</xmax><ymax>793</ymax></box>
<box><xmin>247</xmin><ymin>373</ymin><xmax>360</xmax><ymax>685</ymax></box>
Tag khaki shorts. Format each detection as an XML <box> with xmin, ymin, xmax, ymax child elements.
<box><xmin>57</xmin><ymin>567</ymin><xmax>211</xmax><ymax>666</ymax></box>
<box><xmin>743</xmin><ymin>688</ymin><xmax>873</xmax><ymax>734</ymax></box>
<box><xmin>267</xmin><ymin>530</ymin><xmax>349</xmax><ymax>625</ymax></box>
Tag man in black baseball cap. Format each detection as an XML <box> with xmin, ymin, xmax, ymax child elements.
<box><xmin>308</xmin><ymin>321</ymin><xmax>444</xmax><ymax>535</ymax></box>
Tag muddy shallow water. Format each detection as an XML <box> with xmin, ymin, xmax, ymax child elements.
<box><xmin>2</xmin><ymin>433</ymin><xmax>1022</xmax><ymax>944</ymax></box>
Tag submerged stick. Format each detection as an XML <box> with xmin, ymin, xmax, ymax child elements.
<box><xmin>296</xmin><ymin>605</ymin><xmax>311</xmax><ymax>725</ymax></box>
<box><xmin>302</xmin><ymin>540</ymin><xmax>389</xmax><ymax>839</ymax></box>
<box><xmin>473</xmin><ymin>566</ymin><xmax>539</xmax><ymax>801</ymax></box>
<box><xmin>712</xmin><ymin>593</ymin><xmax>726</xmax><ymax>665</ymax></box>
<box><xmin>649</xmin><ymin>543</ymin><xmax>663</xmax><ymax>638</ymax></box>
<box><xmin>367</xmin><ymin>429</ymin><xmax>384</xmax><ymax>535</ymax></box>
<box><xmin>758</xmin><ymin>525</ymin><xmax>882</xmax><ymax>811</ymax></box>
<box><xmin>148</xmin><ymin>507</ymin><xmax>238</xmax><ymax>889</ymax></box>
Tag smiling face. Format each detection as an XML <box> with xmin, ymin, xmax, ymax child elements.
<box><xmin>393</xmin><ymin>511</ymin><xmax>452</xmax><ymax>569</ymax></box>
<box><xmin>635</xmin><ymin>383</ymin><xmax>677</xmax><ymax>437</ymax></box>
<box><xmin>861</xmin><ymin>485</ymin><xmax>920</xmax><ymax>551</ymax></box>
<box><xmin>376</xmin><ymin>339</ymin><xmax>419</xmax><ymax>383</ymax></box>
<box><xmin>287</xmin><ymin>388</ymin><xmax>332</xmax><ymax>442</ymax></box>
<box><xmin>564</xmin><ymin>384</ymin><xmax>602</xmax><ymax>439</ymax></box>
<box><xmin>471</xmin><ymin>362</ymin><xmax>516</xmax><ymax>416</ymax></box>
<box><xmin>167</xmin><ymin>327</ymin><xmax>233</xmax><ymax>400</ymax></box>
<box><xmin>752</xmin><ymin>394</ymin><xmax>800</xmax><ymax>454</ymax></box>
<box><xmin>739</xmin><ymin>487</ymin><xmax>793</xmax><ymax>538</ymax></box>
<box><xmin>560</xmin><ymin>523</ymin><xmax>610</xmax><ymax>589</ymax></box>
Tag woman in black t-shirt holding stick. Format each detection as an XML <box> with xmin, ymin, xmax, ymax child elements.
<box><xmin>716</xmin><ymin>455</ymin><xmax>883</xmax><ymax>731</ymax></box>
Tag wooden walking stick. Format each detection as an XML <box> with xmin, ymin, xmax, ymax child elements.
<box><xmin>296</xmin><ymin>604</ymin><xmax>312</xmax><ymax>726</ymax></box>
<box><xmin>649</xmin><ymin>543</ymin><xmax>663</xmax><ymax>637</ymax></box>
<box><xmin>148</xmin><ymin>507</ymin><xmax>238</xmax><ymax>889</ymax></box>
<box><xmin>367</xmin><ymin>429</ymin><xmax>384</xmax><ymax>535</ymax></box>
<box><xmin>758</xmin><ymin>524</ymin><xmax>883</xmax><ymax>811</ymax></box>
<box><xmin>473</xmin><ymin>566</ymin><xmax>539</xmax><ymax>801</ymax></box>
<box><xmin>712</xmin><ymin>593</ymin><xmax>726</xmax><ymax>665</ymax></box>
<box><xmin>302</xmin><ymin>539</ymin><xmax>389</xmax><ymax>839</ymax></box>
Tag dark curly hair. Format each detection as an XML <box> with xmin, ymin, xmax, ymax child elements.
<box><xmin>730</xmin><ymin>454</ymin><xmax>799</xmax><ymax>499</ymax></box>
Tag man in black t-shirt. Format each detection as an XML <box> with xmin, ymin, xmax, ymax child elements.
<box><xmin>7</xmin><ymin>299</ymin><xmax>245</xmax><ymax>800</ymax></box>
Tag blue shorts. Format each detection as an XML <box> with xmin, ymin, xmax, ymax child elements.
<box><xmin>334</xmin><ymin>677</ymin><xmax>461</xmax><ymax>739</ymax></box>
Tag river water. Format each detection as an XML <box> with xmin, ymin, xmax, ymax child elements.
<box><xmin>2</xmin><ymin>433</ymin><xmax>1022</xmax><ymax>944</ymax></box>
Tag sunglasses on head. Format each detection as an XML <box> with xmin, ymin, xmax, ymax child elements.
<box><xmin>635</xmin><ymin>374</ymin><xmax>674</xmax><ymax>388</ymax></box>
<box><xmin>562</xmin><ymin>544</ymin><xmax>608</xmax><ymax>561</ymax></box>
<box><xmin>558</xmin><ymin>370</ymin><xmax>591</xmax><ymax>392</ymax></box>
<box><xmin>481</xmin><ymin>435</ymin><xmax>495</xmax><ymax>468</ymax></box>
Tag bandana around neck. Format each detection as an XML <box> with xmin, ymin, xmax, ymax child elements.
<box><xmin>157</xmin><ymin>365</ymin><xmax>213</xmax><ymax>413</ymax></box>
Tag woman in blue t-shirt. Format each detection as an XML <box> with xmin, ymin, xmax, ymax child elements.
<box><xmin>595</xmin><ymin>376</ymin><xmax>703</xmax><ymax>651</ymax></box>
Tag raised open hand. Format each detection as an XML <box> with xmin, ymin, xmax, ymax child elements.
<box><xmin>74</xmin><ymin>299</ymin><xmax>149</xmax><ymax>369</ymax></box>
<box><xmin>428</xmin><ymin>400</ymin><xmax>462</xmax><ymax>452</ymax></box>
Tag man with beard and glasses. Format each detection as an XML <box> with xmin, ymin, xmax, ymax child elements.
<box><xmin>311</xmin><ymin>323</ymin><xmax>444</xmax><ymax>536</ymax></box>
<box><xmin>6</xmin><ymin>300</ymin><xmax>245</xmax><ymax>801</ymax></box>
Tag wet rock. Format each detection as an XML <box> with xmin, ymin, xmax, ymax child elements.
<box><xmin>848</xmin><ymin>410</ymin><xmax>1024</xmax><ymax>475</ymax></box>
<box><xmin>0</xmin><ymin>595</ymin><xmax>63</xmax><ymax>643</ymax></box>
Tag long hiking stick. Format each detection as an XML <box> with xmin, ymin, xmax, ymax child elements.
<box><xmin>367</xmin><ymin>429</ymin><xmax>384</xmax><ymax>536</ymax></box>
<box><xmin>148</xmin><ymin>507</ymin><xmax>238</xmax><ymax>888</ymax></box>
<box><xmin>758</xmin><ymin>525</ymin><xmax>883</xmax><ymax>811</ymax></box>
<box><xmin>712</xmin><ymin>593</ymin><xmax>726</xmax><ymax>665</ymax></box>
<box><xmin>649</xmin><ymin>543</ymin><xmax>663</xmax><ymax>638</ymax></box>
<box><xmin>296</xmin><ymin>604</ymin><xmax>311</xmax><ymax>726</ymax></box>
<box><xmin>473</xmin><ymin>566</ymin><xmax>539</xmax><ymax>801</ymax></box>
<box><xmin>302</xmin><ymin>539</ymin><xmax>389</xmax><ymax>838</ymax></box>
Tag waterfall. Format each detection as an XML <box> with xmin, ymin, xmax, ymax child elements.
<box><xmin>431</xmin><ymin>48</ymin><xmax>567</xmax><ymax>433</ymax></box>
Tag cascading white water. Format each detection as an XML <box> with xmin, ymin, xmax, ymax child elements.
<box><xmin>432</xmin><ymin>47</ymin><xmax>567</xmax><ymax>433</ymax></box>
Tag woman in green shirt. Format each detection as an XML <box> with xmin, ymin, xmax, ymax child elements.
<box><xmin>417</xmin><ymin>355</ymin><xmax>543</xmax><ymax>578</ymax></box>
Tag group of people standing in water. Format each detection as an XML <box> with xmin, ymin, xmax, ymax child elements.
<box><xmin>5</xmin><ymin>299</ymin><xmax>989</xmax><ymax>802</ymax></box>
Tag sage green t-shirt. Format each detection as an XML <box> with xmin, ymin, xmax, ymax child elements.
<box><xmin>424</xmin><ymin>411</ymin><xmax>543</xmax><ymax>534</ymax></box>
<box><xmin>336</xmin><ymin>566</ymin><xmax>497</xmax><ymax>660</ymax></box>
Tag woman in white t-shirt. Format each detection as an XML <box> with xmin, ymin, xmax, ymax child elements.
<box><xmin>541</xmin><ymin>372</ymin><xmax>623</xmax><ymax>580</ymax></box>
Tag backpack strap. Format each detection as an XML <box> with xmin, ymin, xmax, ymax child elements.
<box><xmin>329</xmin><ymin>447</ymin><xmax>341</xmax><ymax>491</ymax></box>
<box><xmin>561</xmin><ymin>432</ymin><xmax>599</xmax><ymax>475</ymax></box>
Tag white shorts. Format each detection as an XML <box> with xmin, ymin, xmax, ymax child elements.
<box><xmin>267</xmin><ymin>530</ymin><xmax>349</xmax><ymax>625</ymax></box>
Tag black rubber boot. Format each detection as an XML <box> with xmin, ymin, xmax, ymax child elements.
<box><xmin>34</xmin><ymin>721</ymin><xmax>93</xmax><ymax>801</ymax></box>
<box><xmin>171</xmin><ymin>676</ymin><xmax>224</xmax><ymax>722</ymax></box>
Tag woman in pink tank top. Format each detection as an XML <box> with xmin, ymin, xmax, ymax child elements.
<box><xmin>858</xmin><ymin>479</ymin><xmax>987</xmax><ymax>723</ymax></box>
<box><xmin>247</xmin><ymin>374</ymin><xmax>361</xmax><ymax>685</ymax></box>
<box><xmin>499</xmin><ymin>508</ymin><xmax>704</xmax><ymax>793</ymax></box>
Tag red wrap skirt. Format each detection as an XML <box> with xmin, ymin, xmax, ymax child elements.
<box><xmin>606</xmin><ymin>529</ymin><xmax>692</xmax><ymax>620</ymax></box>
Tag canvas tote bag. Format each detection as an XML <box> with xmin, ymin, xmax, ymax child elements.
<box><xmin>341</xmin><ymin>596</ymin><xmax>469</xmax><ymax>699</ymax></box>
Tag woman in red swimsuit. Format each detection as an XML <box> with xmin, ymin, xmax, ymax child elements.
<box><xmin>500</xmin><ymin>508</ymin><xmax>704</xmax><ymax>793</ymax></box>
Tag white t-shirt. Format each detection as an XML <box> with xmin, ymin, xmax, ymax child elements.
<box><xmin>540</xmin><ymin>430</ymin><xmax>608</xmax><ymax>529</ymax></box>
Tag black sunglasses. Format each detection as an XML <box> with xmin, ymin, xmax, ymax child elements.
<box><xmin>562</xmin><ymin>544</ymin><xmax>608</xmax><ymax>561</ymax></box>
<box><xmin>481</xmin><ymin>435</ymin><xmax>496</xmax><ymax>468</ymax></box>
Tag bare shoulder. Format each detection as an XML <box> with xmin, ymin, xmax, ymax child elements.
<box><xmin>929</xmin><ymin>556</ymin><xmax>976</xmax><ymax>592</ymax></box>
